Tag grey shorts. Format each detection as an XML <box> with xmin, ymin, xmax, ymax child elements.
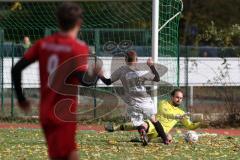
<box><xmin>127</xmin><ymin>100</ymin><xmax>156</xmax><ymax>127</ymax></box>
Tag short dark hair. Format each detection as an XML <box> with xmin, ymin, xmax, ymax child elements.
<box><xmin>170</xmin><ymin>88</ymin><xmax>183</xmax><ymax>97</ymax></box>
<box><xmin>125</xmin><ymin>50</ymin><xmax>137</xmax><ymax>62</ymax></box>
<box><xmin>56</xmin><ymin>2</ymin><xmax>83</xmax><ymax>31</ymax></box>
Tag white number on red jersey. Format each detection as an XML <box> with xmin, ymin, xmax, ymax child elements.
<box><xmin>47</xmin><ymin>54</ymin><xmax>59</xmax><ymax>87</ymax></box>
<box><xmin>47</xmin><ymin>54</ymin><xmax>59</xmax><ymax>74</ymax></box>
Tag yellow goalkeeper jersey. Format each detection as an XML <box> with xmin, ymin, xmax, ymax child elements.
<box><xmin>147</xmin><ymin>100</ymin><xmax>200</xmax><ymax>139</ymax></box>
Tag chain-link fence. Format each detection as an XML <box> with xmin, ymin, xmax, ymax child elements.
<box><xmin>181</xmin><ymin>46</ymin><xmax>240</xmax><ymax>126</ymax></box>
<box><xmin>0</xmin><ymin>0</ymin><xmax>182</xmax><ymax>123</ymax></box>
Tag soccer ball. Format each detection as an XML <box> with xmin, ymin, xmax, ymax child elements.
<box><xmin>184</xmin><ymin>131</ymin><xmax>199</xmax><ymax>143</ymax></box>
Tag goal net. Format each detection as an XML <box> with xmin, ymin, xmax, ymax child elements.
<box><xmin>0</xmin><ymin>0</ymin><xmax>182</xmax><ymax>120</ymax></box>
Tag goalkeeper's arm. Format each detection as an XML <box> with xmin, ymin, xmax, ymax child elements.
<box><xmin>158</xmin><ymin>100</ymin><xmax>190</xmax><ymax>120</ymax></box>
<box><xmin>159</xmin><ymin>109</ymin><xmax>185</xmax><ymax>120</ymax></box>
<box><xmin>180</xmin><ymin>116</ymin><xmax>201</xmax><ymax>130</ymax></box>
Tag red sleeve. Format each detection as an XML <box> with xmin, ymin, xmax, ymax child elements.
<box><xmin>23</xmin><ymin>40</ymin><xmax>41</xmax><ymax>62</ymax></box>
<box><xmin>73</xmin><ymin>43</ymin><xmax>89</xmax><ymax>72</ymax></box>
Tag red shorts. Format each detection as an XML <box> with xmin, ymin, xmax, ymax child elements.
<box><xmin>41</xmin><ymin>122</ymin><xmax>77</xmax><ymax>158</ymax></box>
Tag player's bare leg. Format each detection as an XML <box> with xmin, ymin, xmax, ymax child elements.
<box><xmin>137</xmin><ymin>122</ymin><xmax>149</xmax><ymax>146</ymax></box>
<box><xmin>68</xmin><ymin>150</ymin><xmax>79</xmax><ymax>160</ymax></box>
<box><xmin>149</xmin><ymin>115</ymin><xmax>169</xmax><ymax>145</ymax></box>
<box><xmin>167</xmin><ymin>134</ymin><xmax>172</xmax><ymax>143</ymax></box>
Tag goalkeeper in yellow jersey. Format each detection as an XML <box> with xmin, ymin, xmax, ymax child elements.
<box><xmin>105</xmin><ymin>89</ymin><xmax>201</xmax><ymax>142</ymax></box>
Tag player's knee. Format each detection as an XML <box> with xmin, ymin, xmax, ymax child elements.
<box><xmin>142</xmin><ymin>122</ymin><xmax>148</xmax><ymax>130</ymax></box>
<box><xmin>149</xmin><ymin>116</ymin><xmax>157</xmax><ymax>123</ymax></box>
<box><xmin>167</xmin><ymin>134</ymin><xmax>172</xmax><ymax>141</ymax></box>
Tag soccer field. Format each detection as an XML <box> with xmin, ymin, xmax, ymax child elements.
<box><xmin>0</xmin><ymin>1</ymin><xmax>240</xmax><ymax>160</ymax></box>
<box><xmin>0</xmin><ymin>128</ymin><xmax>239</xmax><ymax>160</ymax></box>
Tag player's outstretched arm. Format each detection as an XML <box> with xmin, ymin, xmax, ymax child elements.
<box><xmin>96</xmin><ymin>69</ymin><xmax>112</xmax><ymax>85</ymax></box>
<box><xmin>74</xmin><ymin>71</ymin><xmax>99</xmax><ymax>87</ymax></box>
<box><xmin>11</xmin><ymin>58</ymin><xmax>33</xmax><ymax>112</ymax></box>
<box><xmin>147</xmin><ymin>58</ymin><xmax>160</xmax><ymax>82</ymax></box>
<box><xmin>99</xmin><ymin>76</ymin><xmax>112</xmax><ymax>85</ymax></box>
<box><xmin>97</xmin><ymin>65</ymin><xmax>121</xmax><ymax>86</ymax></box>
<box><xmin>181</xmin><ymin>116</ymin><xmax>201</xmax><ymax>130</ymax></box>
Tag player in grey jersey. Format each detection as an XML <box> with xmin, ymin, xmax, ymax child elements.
<box><xmin>98</xmin><ymin>50</ymin><xmax>170</xmax><ymax>146</ymax></box>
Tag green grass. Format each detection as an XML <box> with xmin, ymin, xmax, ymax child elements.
<box><xmin>0</xmin><ymin>128</ymin><xmax>240</xmax><ymax>160</ymax></box>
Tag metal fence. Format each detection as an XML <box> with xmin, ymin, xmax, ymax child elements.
<box><xmin>1</xmin><ymin>42</ymin><xmax>240</xmax><ymax>123</ymax></box>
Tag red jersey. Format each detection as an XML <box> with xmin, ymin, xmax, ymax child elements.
<box><xmin>24</xmin><ymin>33</ymin><xmax>89</xmax><ymax>124</ymax></box>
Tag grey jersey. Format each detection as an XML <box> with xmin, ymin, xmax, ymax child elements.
<box><xmin>111</xmin><ymin>65</ymin><xmax>155</xmax><ymax>106</ymax></box>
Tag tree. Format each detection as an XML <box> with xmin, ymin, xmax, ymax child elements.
<box><xmin>181</xmin><ymin>0</ymin><xmax>240</xmax><ymax>46</ymax></box>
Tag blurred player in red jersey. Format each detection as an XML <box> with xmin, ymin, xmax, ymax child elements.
<box><xmin>11</xmin><ymin>2</ymin><xmax>98</xmax><ymax>160</ymax></box>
